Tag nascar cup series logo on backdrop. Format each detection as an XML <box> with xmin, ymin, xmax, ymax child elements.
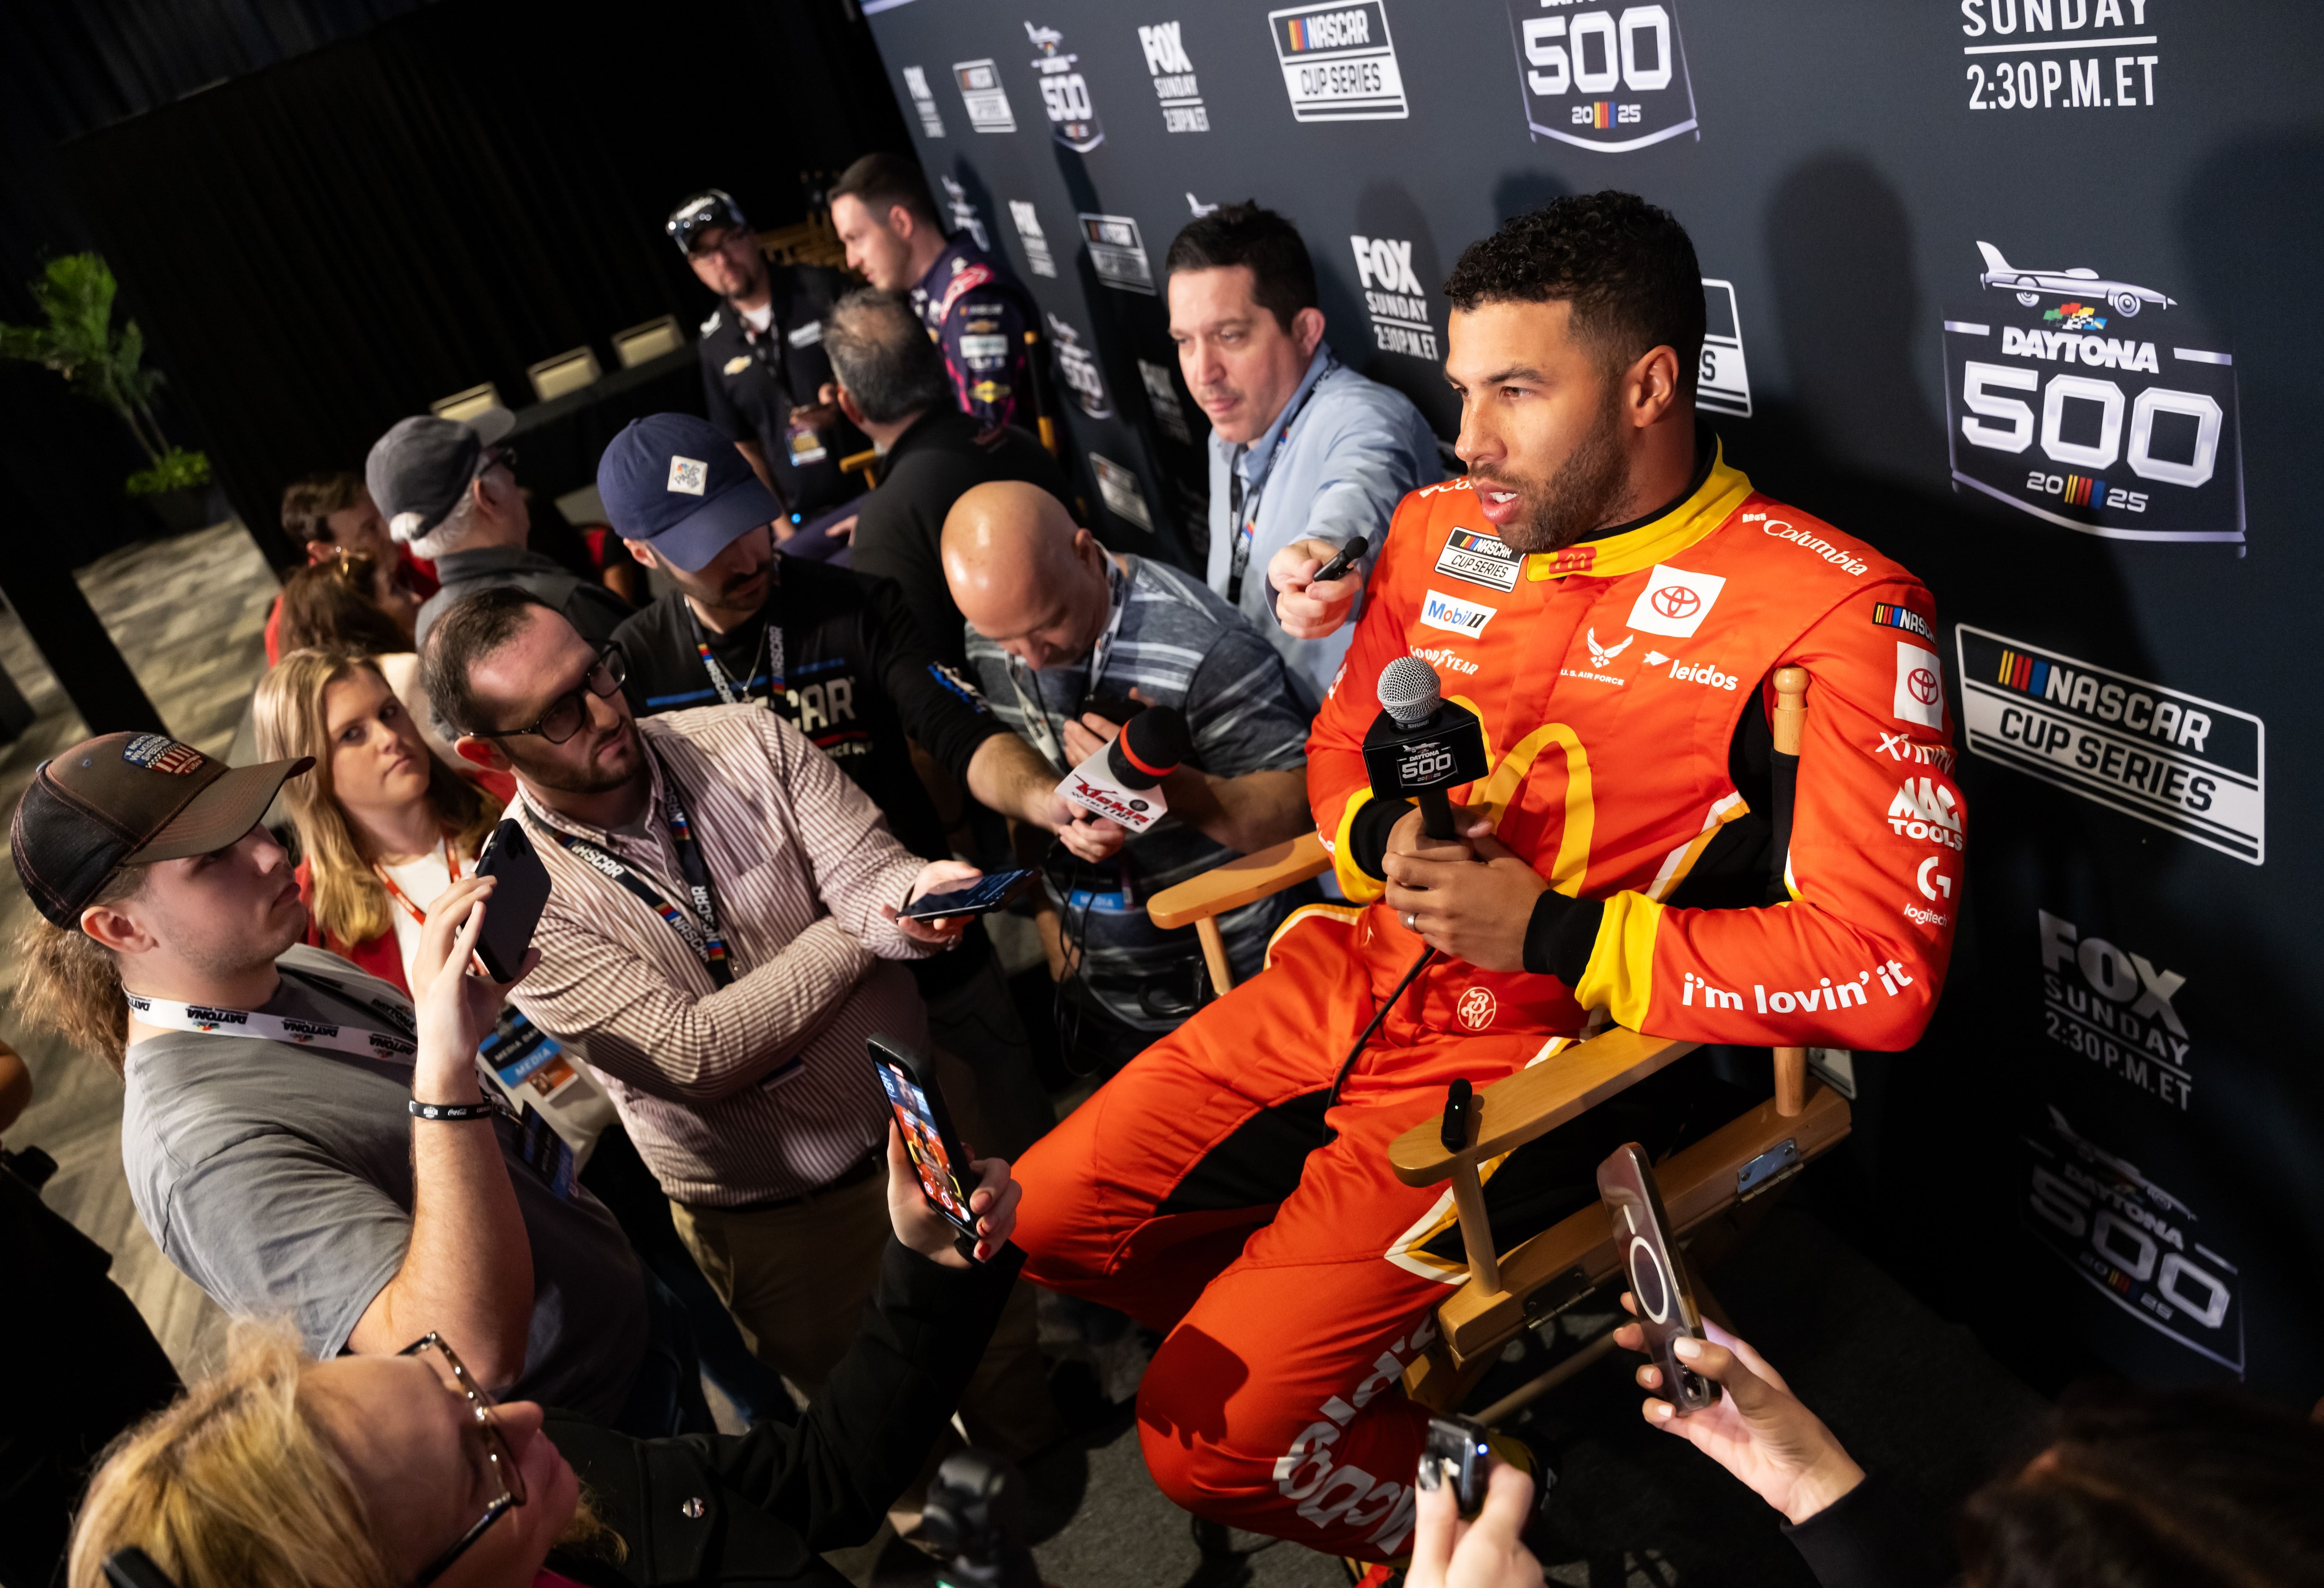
<box><xmin>1506</xmin><ymin>1</ymin><xmax>1700</xmax><ymax>151</ymax></box>
<box><xmin>1267</xmin><ymin>1</ymin><xmax>1408</xmax><ymax>121</ymax></box>
<box><xmin>1943</xmin><ymin>241</ymin><xmax>2244</xmax><ymax>548</ymax></box>
<box><xmin>1027</xmin><ymin>22</ymin><xmax>1104</xmax><ymax>151</ymax></box>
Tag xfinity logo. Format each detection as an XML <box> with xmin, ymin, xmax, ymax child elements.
<box><xmin>1137</xmin><ymin>20</ymin><xmax>1209</xmax><ymax>130</ymax></box>
<box><xmin>1418</xmin><ymin>589</ymin><xmax>1494</xmax><ymax>638</ymax></box>
<box><xmin>1350</xmin><ymin>234</ymin><xmax>1437</xmax><ymax>358</ymax></box>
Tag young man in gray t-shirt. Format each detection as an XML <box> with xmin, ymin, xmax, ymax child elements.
<box><xmin>10</xmin><ymin>733</ymin><xmax>656</xmax><ymax>1430</ymax></box>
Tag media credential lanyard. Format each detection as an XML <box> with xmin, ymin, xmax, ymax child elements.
<box><xmin>1225</xmin><ymin>352</ymin><xmax>1332</xmax><ymax>605</ymax></box>
<box><xmin>527</xmin><ymin>751</ymin><xmax>735</xmax><ymax>988</ymax></box>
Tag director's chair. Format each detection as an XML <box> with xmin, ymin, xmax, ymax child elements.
<box><xmin>1144</xmin><ymin>667</ymin><xmax>1851</xmax><ymax>1420</ymax></box>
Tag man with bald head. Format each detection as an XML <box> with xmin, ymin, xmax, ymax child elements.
<box><xmin>943</xmin><ymin>482</ymin><xmax>1315</xmax><ymax>1070</ymax></box>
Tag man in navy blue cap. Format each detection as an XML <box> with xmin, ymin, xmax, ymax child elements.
<box><xmin>599</xmin><ymin>412</ymin><xmax>1123</xmax><ymax>1162</ymax></box>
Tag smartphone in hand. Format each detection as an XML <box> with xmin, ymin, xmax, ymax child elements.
<box><xmin>1598</xmin><ymin>1141</ymin><xmax>1718</xmax><ymax>1414</ymax></box>
<box><xmin>1421</xmin><ymin>1414</ymin><xmax>1493</xmax><ymax>1515</ymax></box>
<box><xmin>470</xmin><ymin>819</ymin><xmax>551</xmax><ymax>983</ymax></box>
<box><xmin>868</xmin><ymin>1036</ymin><xmax>984</xmax><ymax>1258</ymax></box>
<box><xmin>897</xmin><ymin>867</ymin><xmax>1037</xmax><ymax>922</ymax></box>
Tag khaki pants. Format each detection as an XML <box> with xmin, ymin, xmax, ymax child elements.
<box><xmin>671</xmin><ymin>1168</ymin><xmax>1062</xmax><ymax>1460</ymax></box>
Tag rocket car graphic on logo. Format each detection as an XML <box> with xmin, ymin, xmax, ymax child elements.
<box><xmin>1943</xmin><ymin>242</ymin><xmax>2242</xmax><ymax>548</ymax></box>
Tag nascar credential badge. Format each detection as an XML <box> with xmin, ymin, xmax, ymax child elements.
<box><xmin>1434</xmin><ymin>528</ymin><xmax>1522</xmax><ymax>592</ymax></box>
<box><xmin>1956</xmin><ymin>624</ymin><xmax>2263</xmax><ymax>865</ymax></box>
<box><xmin>1506</xmin><ymin>0</ymin><xmax>1700</xmax><ymax>151</ymax></box>
<box><xmin>1943</xmin><ymin>241</ymin><xmax>2243</xmax><ymax>548</ymax></box>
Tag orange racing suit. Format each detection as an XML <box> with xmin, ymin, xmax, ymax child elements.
<box><xmin>1011</xmin><ymin>438</ymin><xmax>1961</xmax><ymax>1558</ymax></box>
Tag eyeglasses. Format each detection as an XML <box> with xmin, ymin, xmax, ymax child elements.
<box><xmin>470</xmin><ymin>643</ymin><xmax>626</xmax><ymax>744</ymax></box>
<box><xmin>479</xmin><ymin>444</ymin><xmax>519</xmax><ymax>477</ymax></box>
<box><xmin>400</xmin><ymin>1333</ymin><xmax>527</xmax><ymax>1587</ymax></box>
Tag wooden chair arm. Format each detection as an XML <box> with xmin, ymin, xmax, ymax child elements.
<box><xmin>1146</xmin><ymin>831</ymin><xmax>1330</xmax><ymax>930</ymax></box>
<box><xmin>1389</xmin><ymin>1029</ymin><xmax>1700</xmax><ymax>1186</ymax></box>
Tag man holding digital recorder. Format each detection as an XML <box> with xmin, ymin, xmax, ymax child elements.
<box><xmin>421</xmin><ymin>573</ymin><xmax>1062</xmax><ymax>1455</ymax></box>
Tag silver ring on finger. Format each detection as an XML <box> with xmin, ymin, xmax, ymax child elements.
<box><xmin>1401</xmin><ymin>912</ymin><xmax>1418</xmax><ymax>931</ymax></box>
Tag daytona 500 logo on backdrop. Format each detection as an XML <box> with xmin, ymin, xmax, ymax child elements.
<box><xmin>1943</xmin><ymin>241</ymin><xmax>2244</xmax><ymax>548</ymax></box>
<box><xmin>1505</xmin><ymin>0</ymin><xmax>1699</xmax><ymax>151</ymax></box>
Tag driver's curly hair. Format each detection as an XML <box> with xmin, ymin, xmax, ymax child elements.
<box><xmin>1443</xmin><ymin>191</ymin><xmax>1705</xmax><ymax>394</ymax></box>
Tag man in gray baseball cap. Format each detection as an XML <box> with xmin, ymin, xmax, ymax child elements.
<box><xmin>368</xmin><ymin>410</ymin><xmax>632</xmax><ymax>649</ymax></box>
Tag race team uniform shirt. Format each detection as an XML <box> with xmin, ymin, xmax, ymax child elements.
<box><xmin>1011</xmin><ymin>434</ymin><xmax>1961</xmax><ymax>1558</ymax></box>
<box><xmin>911</xmin><ymin>234</ymin><xmax>1035</xmax><ymax>432</ymax></box>
<box><xmin>698</xmin><ymin>262</ymin><xmax>865</xmax><ymax>519</ymax></box>
<box><xmin>614</xmin><ymin>555</ymin><xmax>1005</xmax><ymax>999</ymax></box>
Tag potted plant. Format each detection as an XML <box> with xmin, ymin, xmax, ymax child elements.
<box><xmin>0</xmin><ymin>253</ymin><xmax>220</xmax><ymax>534</ymax></box>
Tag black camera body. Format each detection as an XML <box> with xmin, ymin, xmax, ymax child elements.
<box><xmin>923</xmin><ymin>1449</ymin><xmax>1040</xmax><ymax>1588</ymax></box>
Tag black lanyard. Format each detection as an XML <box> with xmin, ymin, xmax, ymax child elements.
<box><xmin>528</xmin><ymin>753</ymin><xmax>734</xmax><ymax>986</ymax></box>
<box><xmin>1225</xmin><ymin>357</ymin><xmax>1330</xmax><ymax>604</ymax></box>
<box><xmin>687</xmin><ymin>598</ymin><xmax>785</xmax><ymax>710</ymax></box>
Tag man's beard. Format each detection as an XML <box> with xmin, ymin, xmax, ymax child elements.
<box><xmin>1491</xmin><ymin>386</ymin><xmax>1631</xmax><ymax>554</ymax></box>
<box><xmin>506</xmin><ymin>727</ymin><xmax>638</xmax><ymax>797</ymax></box>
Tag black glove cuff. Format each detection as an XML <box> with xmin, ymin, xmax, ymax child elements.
<box><xmin>1522</xmin><ymin>891</ymin><xmax>1606</xmax><ymax>985</ymax></box>
<box><xmin>1348</xmin><ymin>797</ymin><xmax>1414</xmax><ymax>880</ymax></box>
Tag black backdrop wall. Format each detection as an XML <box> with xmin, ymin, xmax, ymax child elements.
<box><xmin>49</xmin><ymin>0</ymin><xmax>907</xmax><ymax>567</ymax></box>
<box><xmin>857</xmin><ymin>0</ymin><xmax>2324</xmax><ymax>1406</ymax></box>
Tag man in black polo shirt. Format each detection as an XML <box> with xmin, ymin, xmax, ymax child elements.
<box><xmin>825</xmin><ymin>289</ymin><xmax>1074</xmax><ymax>678</ymax></box>
<box><xmin>596</xmin><ymin>413</ymin><xmax>1125</xmax><ymax>1157</ymax></box>
<box><xmin>668</xmin><ymin>190</ymin><xmax>865</xmax><ymax>531</ymax></box>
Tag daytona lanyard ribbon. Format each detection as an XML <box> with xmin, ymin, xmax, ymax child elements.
<box><xmin>527</xmin><ymin>752</ymin><xmax>735</xmax><ymax>987</ymax></box>
<box><xmin>125</xmin><ymin>966</ymin><xmax>420</xmax><ymax>1063</ymax></box>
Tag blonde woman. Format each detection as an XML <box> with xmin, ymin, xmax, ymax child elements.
<box><xmin>68</xmin><ymin>1135</ymin><xmax>1023</xmax><ymax>1588</ymax></box>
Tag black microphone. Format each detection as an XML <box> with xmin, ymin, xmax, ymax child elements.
<box><xmin>1363</xmin><ymin>657</ymin><xmax>1488</xmax><ymax>841</ymax></box>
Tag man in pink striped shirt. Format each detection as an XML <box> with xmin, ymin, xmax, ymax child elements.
<box><xmin>422</xmin><ymin>586</ymin><xmax>1060</xmax><ymax>1455</ymax></box>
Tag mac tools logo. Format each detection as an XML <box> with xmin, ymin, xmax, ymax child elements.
<box><xmin>1507</xmin><ymin>1</ymin><xmax>1699</xmax><ymax>151</ymax></box>
<box><xmin>1138</xmin><ymin>21</ymin><xmax>1210</xmax><ymax>130</ymax></box>
<box><xmin>2024</xmin><ymin>1105</ymin><xmax>2242</xmax><ymax>1376</ymax></box>
<box><xmin>1351</xmin><ymin>236</ymin><xmax>1437</xmax><ymax>360</ymax></box>
<box><xmin>1268</xmin><ymin>1</ymin><xmax>1408</xmax><ymax>121</ymax></box>
<box><xmin>1045</xmin><ymin>313</ymin><xmax>1111</xmax><ymax>417</ymax></box>
<box><xmin>1027</xmin><ymin>22</ymin><xmax>1103</xmax><ymax>152</ymax></box>
<box><xmin>1943</xmin><ymin>242</ymin><xmax>2243</xmax><ymax>548</ymax></box>
<box><xmin>1955</xmin><ymin>625</ymin><xmax>2263</xmax><ymax>865</ymax></box>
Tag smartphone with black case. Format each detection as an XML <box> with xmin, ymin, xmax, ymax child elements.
<box><xmin>1422</xmin><ymin>1414</ymin><xmax>1492</xmax><ymax>1516</ymax></box>
<box><xmin>470</xmin><ymin>819</ymin><xmax>552</xmax><ymax>983</ymax></box>
<box><xmin>897</xmin><ymin>867</ymin><xmax>1038</xmax><ymax>922</ymax></box>
<box><xmin>867</xmin><ymin>1036</ymin><xmax>984</xmax><ymax>1257</ymax></box>
<box><xmin>1079</xmin><ymin>692</ymin><xmax>1148</xmax><ymax>725</ymax></box>
<box><xmin>1598</xmin><ymin>1142</ymin><xmax>1719</xmax><ymax>1414</ymax></box>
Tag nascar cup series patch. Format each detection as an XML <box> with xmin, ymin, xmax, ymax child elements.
<box><xmin>1434</xmin><ymin>527</ymin><xmax>1522</xmax><ymax>591</ymax></box>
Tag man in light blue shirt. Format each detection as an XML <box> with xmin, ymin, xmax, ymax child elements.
<box><xmin>1166</xmin><ymin>204</ymin><xmax>1445</xmax><ymax>711</ymax></box>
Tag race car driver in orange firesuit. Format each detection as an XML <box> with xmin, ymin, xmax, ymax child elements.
<box><xmin>1010</xmin><ymin>193</ymin><xmax>1961</xmax><ymax>1560</ymax></box>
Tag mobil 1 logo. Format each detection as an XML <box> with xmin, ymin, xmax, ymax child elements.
<box><xmin>1943</xmin><ymin>241</ymin><xmax>2243</xmax><ymax>548</ymax></box>
<box><xmin>2024</xmin><ymin>1104</ymin><xmax>2242</xmax><ymax>1376</ymax></box>
<box><xmin>2037</xmin><ymin>909</ymin><xmax>2193</xmax><ymax>1111</ymax></box>
<box><xmin>1955</xmin><ymin>625</ymin><xmax>2262</xmax><ymax>865</ymax></box>
<box><xmin>1507</xmin><ymin>1</ymin><xmax>1699</xmax><ymax>151</ymax></box>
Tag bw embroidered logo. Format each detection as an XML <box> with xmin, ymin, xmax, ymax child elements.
<box><xmin>1585</xmin><ymin>628</ymin><xmax>1633</xmax><ymax>670</ymax></box>
<box><xmin>1455</xmin><ymin>986</ymin><xmax>1497</xmax><ymax>1031</ymax></box>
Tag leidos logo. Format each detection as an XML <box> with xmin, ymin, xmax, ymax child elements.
<box><xmin>1137</xmin><ymin>21</ymin><xmax>1210</xmax><ymax>131</ymax></box>
<box><xmin>2023</xmin><ymin>1106</ymin><xmax>2240</xmax><ymax>1375</ymax></box>
<box><xmin>1507</xmin><ymin>1</ymin><xmax>1699</xmax><ymax>152</ymax></box>
<box><xmin>1026</xmin><ymin>22</ymin><xmax>1103</xmax><ymax>152</ymax></box>
<box><xmin>2037</xmin><ymin>909</ymin><xmax>2192</xmax><ymax>1109</ymax></box>
<box><xmin>1350</xmin><ymin>235</ymin><xmax>1437</xmax><ymax>359</ymax></box>
<box><xmin>1943</xmin><ymin>242</ymin><xmax>2242</xmax><ymax>548</ymax></box>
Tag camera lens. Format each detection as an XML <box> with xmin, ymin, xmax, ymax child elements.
<box><xmin>1628</xmin><ymin>1235</ymin><xmax>1670</xmax><ymax>1322</ymax></box>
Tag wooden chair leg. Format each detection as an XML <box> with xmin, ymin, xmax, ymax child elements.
<box><xmin>1448</xmin><ymin>1159</ymin><xmax>1502</xmax><ymax>1296</ymax></box>
<box><xmin>1773</xmin><ymin>1045</ymin><xmax>1805</xmax><ymax>1116</ymax></box>
<box><xmin>1193</xmin><ymin>916</ymin><xmax>1234</xmax><ymax>996</ymax></box>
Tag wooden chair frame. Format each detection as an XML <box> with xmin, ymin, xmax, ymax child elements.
<box><xmin>1144</xmin><ymin>668</ymin><xmax>1850</xmax><ymax>1417</ymax></box>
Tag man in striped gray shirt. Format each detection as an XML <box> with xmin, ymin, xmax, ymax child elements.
<box><xmin>421</xmin><ymin>586</ymin><xmax>1059</xmax><ymax>1456</ymax></box>
<box><xmin>944</xmin><ymin>482</ymin><xmax>1316</xmax><ymax>1073</ymax></box>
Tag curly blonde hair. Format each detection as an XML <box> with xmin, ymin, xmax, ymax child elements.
<box><xmin>252</xmin><ymin>650</ymin><xmax>499</xmax><ymax>947</ymax></box>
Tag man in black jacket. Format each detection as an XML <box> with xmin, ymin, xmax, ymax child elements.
<box><xmin>69</xmin><ymin>1129</ymin><xmax>1025</xmax><ymax>1588</ymax></box>
<box><xmin>824</xmin><ymin>288</ymin><xmax>1074</xmax><ymax>678</ymax></box>
<box><xmin>670</xmin><ymin>190</ymin><xmax>867</xmax><ymax>528</ymax></box>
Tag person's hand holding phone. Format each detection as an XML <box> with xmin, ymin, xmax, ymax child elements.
<box><xmin>1614</xmin><ymin>1298</ymin><xmax>1865</xmax><ymax>1524</ymax></box>
<box><xmin>1407</xmin><ymin>1456</ymin><xmax>1541</xmax><ymax>1588</ymax></box>
<box><xmin>1269</xmin><ymin>535</ymin><xmax>1367</xmax><ymax>639</ymax></box>
<box><xmin>409</xmin><ymin>876</ymin><xmax>539</xmax><ymax>1106</ymax></box>
<box><xmin>884</xmin><ymin>1122</ymin><xmax>1019</xmax><ymax>1268</ymax></box>
<box><xmin>883</xmin><ymin>861</ymin><xmax>985</xmax><ymax>944</ymax></box>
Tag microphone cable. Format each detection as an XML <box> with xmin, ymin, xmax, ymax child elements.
<box><xmin>1326</xmin><ymin>944</ymin><xmax>1438</xmax><ymax>1107</ymax></box>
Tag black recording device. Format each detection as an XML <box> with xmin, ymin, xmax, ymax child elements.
<box><xmin>924</xmin><ymin>1449</ymin><xmax>1042</xmax><ymax>1588</ymax></box>
<box><xmin>471</xmin><ymin>819</ymin><xmax>552</xmax><ymax>983</ymax></box>
<box><xmin>1422</xmin><ymin>1414</ymin><xmax>1494</xmax><ymax>1516</ymax></box>
<box><xmin>1363</xmin><ymin>657</ymin><xmax>1490</xmax><ymax>841</ymax></box>
<box><xmin>1311</xmin><ymin>533</ymin><xmax>1369</xmax><ymax>581</ymax></box>
<box><xmin>899</xmin><ymin>868</ymin><xmax>1038</xmax><ymax>922</ymax></box>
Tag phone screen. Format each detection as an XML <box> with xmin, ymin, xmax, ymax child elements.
<box><xmin>899</xmin><ymin>868</ymin><xmax>1036</xmax><ymax>921</ymax></box>
<box><xmin>873</xmin><ymin>1056</ymin><xmax>978</xmax><ymax>1235</ymax></box>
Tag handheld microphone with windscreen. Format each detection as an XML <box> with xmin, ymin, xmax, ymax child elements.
<box><xmin>1056</xmin><ymin>704</ymin><xmax>1189</xmax><ymax>834</ymax></box>
<box><xmin>1363</xmin><ymin>657</ymin><xmax>1489</xmax><ymax>840</ymax></box>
